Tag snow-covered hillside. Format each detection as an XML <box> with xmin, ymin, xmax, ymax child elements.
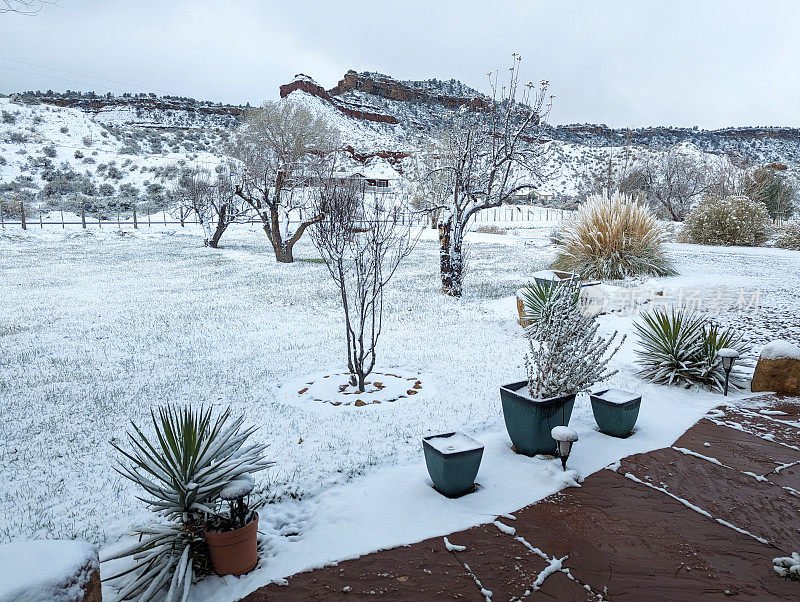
<box><xmin>3</xmin><ymin>69</ymin><xmax>800</xmax><ymax>211</ymax></box>
<box><xmin>0</xmin><ymin>97</ymin><xmax>224</xmax><ymax>214</ymax></box>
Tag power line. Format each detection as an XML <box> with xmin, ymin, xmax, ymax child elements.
<box><xmin>0</xmin><ymin>55</ymin><xmax>174</xmax><ymax>96</ymax></box>
<box><xmin>0</xmin><ymin>64</ymin><xmax>132</xmax><ymax>95</ymax></box>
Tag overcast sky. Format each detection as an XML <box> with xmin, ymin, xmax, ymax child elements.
<box><xmin>1</xmin><ymin>0</ymin><xmax>798</xmax><ymax>129</ymax></box>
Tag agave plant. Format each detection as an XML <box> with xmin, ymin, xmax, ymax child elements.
<box><xmin>103</xmin><ymin>406</ymin><xmax>274</xmax><ymax>601</ymax></box>
<box><xmin>634</xmin><ymin>307</ymin><xmax>749</xmax><ymax>391</ymax></box>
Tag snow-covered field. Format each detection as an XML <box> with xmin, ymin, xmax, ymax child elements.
<box><xmin>1</xmin><ymin>222</ymin><xmax>799</xmax><ymax>600</ymax></box>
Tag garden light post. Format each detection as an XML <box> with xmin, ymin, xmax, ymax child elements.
<box><xmin>719</xmin><ymin>348</ymin><xmax>740</xmax><ymax>396</ymax></box>
<box><xmin>551</xmin><ymin>426</ymin><xmax>579</xmax><ymax>470</ymax></box>
<box><xmin>220</xmin><ymin>473</ymin><xmax>255</xmax><ymax>529</ymax></box>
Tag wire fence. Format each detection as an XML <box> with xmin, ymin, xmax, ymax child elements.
<box><xmin>0</xmin><ymin>202</ymin><xmax>570</xmax><ymax>230</ymax></box>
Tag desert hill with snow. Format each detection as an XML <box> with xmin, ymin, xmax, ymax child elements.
<box><xmin>2</xmin><ymin>70</ymin><xmax>799</xmax><ymax>213</ymax></box>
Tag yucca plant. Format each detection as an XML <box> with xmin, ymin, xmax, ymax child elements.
<box><xmin>518</xmin><ymin>280</ymin><xmax>579</xmax><ymax>327</ymax></box>
<box><xmin>552</xmin><ymin>190</ymin><xmax>677</xmax><ymax>280</ymax></box>
<box><xmin>700</xmin><ymin>322</ymin><xmax>750</xmax><ymax>391</ymax></box>
<box><xmin>103</xmin><ymin>406</ymin><xmax>274</xmax><ymax>602</ymax></box>
<box><xmin>634</xmin><ymin>307</ymin><xmax>749</xmax><ymax>391</ymax></box>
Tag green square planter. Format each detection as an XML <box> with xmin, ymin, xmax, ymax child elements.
<box><xmin>423</xmin><ymin>432</ymin><xmax>484</xmax><ymax>498</ymax></box>
<box><xmin>590</xmin><ymin>388</ymin><xmax>641</xmax><ymax>438</ymax></box>
<box><xmin>500</xmin><ymin>381</ymin><xmax>575</xmax><ymax>456</ymax></box>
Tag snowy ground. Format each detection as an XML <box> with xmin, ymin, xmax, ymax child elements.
<box><xmin>1</xmin><ymin>221</ymin><xmax>799</xmax><ymax>601</ymax></box>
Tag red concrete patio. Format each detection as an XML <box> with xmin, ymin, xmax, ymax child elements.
<box><xmin>243</xmin><ymin>395</ymin><xmax>800</xmax><ymax>600</ymax></box>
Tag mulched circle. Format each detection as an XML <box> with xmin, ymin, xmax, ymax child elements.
<box><xmin>298</xmin><ymin>372</ymin><xmax>423</xmax><ymax>406</ymax></box>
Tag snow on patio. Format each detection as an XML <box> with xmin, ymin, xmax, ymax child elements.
<box><xmin>1</xmin><ymin>222</ymin><xmax>799</xmax><ymax>600</ymax></box>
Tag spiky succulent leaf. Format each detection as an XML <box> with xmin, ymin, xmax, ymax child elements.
<box><xmin>107</xmin><ymin>406</ymin><xmax>274</xmax><ymax>601</ymax></box>
<box><xmin>634</xmin><ymin>307</ymin><xmax>749</xmax><ymax>391</ymax></box>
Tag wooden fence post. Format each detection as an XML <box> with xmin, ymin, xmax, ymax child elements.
<box><xmin>81</xmin><ymin>206</ymin><xmax>86</xmax><ymax>229</ymax></box>
<box><xmin>61</xmin><ymin>210</ymin><xmax>65</xmax><ymax>229</ymax></box>
<box><xmin>179</xmin><ymin>208</ymin><xmax>184</xmax><ymax>227</ymax></box>
<box><xmin>20</xmin><ymin>201</ymin><xmax>26</xmax><ymax>230</ymax></box>
<box><xmin>39</xmin><ymin>209</ymin><xmax>43</xmax><ymax>229</ymax></box>
<box><xmin>133</xmin><ymin>204</ymin><xmax>138</xmax><ymax>229</ymax></box>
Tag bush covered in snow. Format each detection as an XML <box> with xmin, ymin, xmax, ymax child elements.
<box><xmin>774</xmin><ymin>221</ymin><xmax>800</xmax><ymax>251</ymax></box>
<box><xmin>681</xmin><ymin>195</ymin><xmax>771</xmax><ymax>247</ymax></box>
<box><xmin>552</xmin><ymin>191</ymin><xmax>676</xmax><ymax>280</ymax></box>
<box><xmin>634</xmin><ymin>307</ymin><xmax>750</xmax><ymax>391</ymax></box>
<box><xmin>773</xmin><ymin>552</ymin><xmax>800</xmax><ymax>580</ymax></box>
<box><xmin>525</xmin><ymin>280</ymin><xmax>623</xmax><ymax>398</ymax></box>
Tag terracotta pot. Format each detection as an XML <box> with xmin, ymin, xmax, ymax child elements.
<box><xmin>204</xmin><ymin>513</ymin><xmax>259</xmax><ymax>576</ymax></box>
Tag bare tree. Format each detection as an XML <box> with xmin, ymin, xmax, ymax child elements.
<box><xmin>425</xmin><ymin>55</ymin><xmax>552</xmax><ymax>296</ymax></box>
<box><xmin>231</xmin><ymin>101</ymin><xmax>339</xmax><ymax>262</ymax></box>
<box><xmin>744</xmin><ymin>165</ymin><xmax>796</xmax><ymax>224</ymax></box>
<box><xmin>173</xmin><ymin>164</ymin><xmax>247</xmax><ymax>248</ymax></box>
<box><xmin>576</xmin><ymin>146</ymin><xmax>647</xmax><ymax>202</ymax></box>
<box><xmin>311</xmin><ymin>178</ymin><xmax>417</xmax><ymax>392</ymax></box>
<box><xmin>704</xmin><ymin>155</ymin><xmax>747</xmax><ymax>199</ymax></box>
<box><xmin>1</xmin><ymin>1</ymin><xmax>55</xmax><ymax>13</ymax></box>
<box><xmin>408</xmin><ymin>148</ymin><xmax>451</xmax><ymax>229</ymax></box>
<box><xmin>640</xmin><ymin>146</ymin><xmax>709</xmax><ymax>220</ymax></box>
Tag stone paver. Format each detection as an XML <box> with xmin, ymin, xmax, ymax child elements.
<box><xmin>672</xmin><ymin>418</ymin><xmax>799</xmax><ymax>474</ymax></box>
<box><xmin>243</xmin><ymin>397</ymin><xmax>800</xmax><ymax>601</ymax></box>
<box><xmin>620</xmin><ymin>445</ymin><xmax>800</xmax><ymax>551</ymax></box>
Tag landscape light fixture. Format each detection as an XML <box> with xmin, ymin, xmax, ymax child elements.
<box><xmin>551</xmin><ymin>426</ymin><xmax>579</xmax><ymax>471</ymax></box>
<box><xmin>219</xmin><ymin>473</ymin><xmax>255</xmax><ymax>529</ymax></box>
<box><xmin>719</xmin><ymin>348</ymin><xmax>740</xmax><ymax>397</ymax></box>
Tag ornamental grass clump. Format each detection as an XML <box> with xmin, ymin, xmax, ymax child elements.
<box><xmin>634</xmin><ymin>307</ymin><xmax>750</xmax><ymax>391</ymax></box>
<box><xmin>524</xmin><ymin>280</ymin><xmax>624</xmax><ymax>398</ymax></box>
<box><xmin>552</xmin><ymin>190</ymin><xmax>676</xmax><ymax>280</ymax></box>
<box><xmin>104</xmin><ymin>406</ymin><xmax>274</xmax><ymax>601</ymax></box>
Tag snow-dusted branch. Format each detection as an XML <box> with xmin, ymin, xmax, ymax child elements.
<box><xmin>424</xmin><ymin>55</ymin><xmax>553</xmax><ymax>296</ymax></box>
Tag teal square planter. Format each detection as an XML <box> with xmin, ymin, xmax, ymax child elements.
<box><xmin>500</xmin><ymin>381</ymin><xmax>575</xmax><ymax>456</ymax></box>
<box><xmin>532</xmin><ymin>270</ymin><xmax>579</xmax><ymax>291</ymax></box>
<box><xmin>590</xmin><ymin>388</ymin><xmax>641</xmax><ymax>438</ymax></box>
<box><xmin>423</xmin><ymin>432</ymin><xmax>484</xmax><ymax>498</ymax></box>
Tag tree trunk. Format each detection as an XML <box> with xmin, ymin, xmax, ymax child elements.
<box><xmin>438</xmin><ymin>220</ymin><xmax>463</xmax><ymax>297</ymax></box>
<box><xmin>209</xmin><ymin>206</ymin><xmax>228</xmax><ymax>248</ymax></box>
<box><xmin>274</xmin><ymin>243</ymin><xmax>294</xmax><ymax>263</ymax></box>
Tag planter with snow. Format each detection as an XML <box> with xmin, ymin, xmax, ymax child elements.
<box><xmin>205</xmin><ymin>475</ymin><xmax>259</xmax><ymax>576</ymax></box>
<box><xmin>532</xmin><ymin>269</ymin><xmax>579</xmax><ymax>290</ymax></box>
<box><xmin>751</xmin><ymin>340</ymin><xmax>800</xmax><ymax>395</ymax></box>
<box><xmin>205</xmin><ymin>514</ymin><xmax>259</xmax><ymax>576</ymax></box>
<box><xmin>0</xmin><ymin>540</ymin><xmax>101</xmax><ymax>602</ymax></box>
<box><xmin>422</xmin><ymin>432</ymin><xmax>484</xmax><ymax>497</ymax></box>
<box><xmin>500</xmin><ymin>381</ymin><xmax>575</xmax><ymax>456</ymax></box>
<box><xmin>590</xmin><ymin>388</ymin><xmax>641</xmax><ymax>437</ymax></box>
